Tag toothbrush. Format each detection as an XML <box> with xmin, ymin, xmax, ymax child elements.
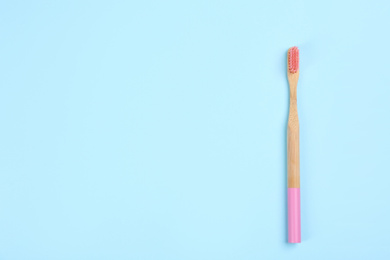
<box><xmin>287</xmin><ymin>46</ymin><xmax>301</xmax><ymax>243</ymax></box>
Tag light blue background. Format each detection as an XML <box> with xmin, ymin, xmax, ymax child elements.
<box><xmin>1</xmin><ymin>0</ymin><xmax>390</xmax><ymax>259</ymax></box>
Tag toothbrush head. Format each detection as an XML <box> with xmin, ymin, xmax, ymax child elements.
<box><xmin>288</xmin><ymin>47</ymin><xmax>299</xmax><ymax>74</ymax></box>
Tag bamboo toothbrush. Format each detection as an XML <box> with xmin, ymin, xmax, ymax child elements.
<box><xmin>287</xmin><ymin>46</ymin><xmax>301</xmax><ymax>243</ymax></box>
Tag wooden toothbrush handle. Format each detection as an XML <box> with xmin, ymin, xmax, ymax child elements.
<box><xmin>287</xmin><ymin>100</ymin><xmax>300</xmax><ymax>188</ymax></box>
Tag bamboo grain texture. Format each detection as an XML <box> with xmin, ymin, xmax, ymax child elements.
<box><xmin>287</xmin><ymin>62</ymin><xmax>300</xmax><ymax>188</ymax></box>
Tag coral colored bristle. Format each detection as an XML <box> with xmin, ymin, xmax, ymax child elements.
<box><xmin>288</xmin><ymin>47</ymin><xmax>299</xmax><ymax>73</ymax></box>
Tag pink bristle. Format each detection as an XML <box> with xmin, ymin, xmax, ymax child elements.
<box><xmin>288</xmin><ymin>47</ymin><xmax>299</xmax><ymax>73</ymax></box>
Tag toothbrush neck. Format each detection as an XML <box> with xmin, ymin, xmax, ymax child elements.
<box><xmin>290</xmin><ymin>90</ymin><xmax>297</xmax><ymax>100</ymax></box>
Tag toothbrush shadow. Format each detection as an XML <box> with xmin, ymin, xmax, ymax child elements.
<box><xmin>283</xmin><ymin>106</ymin><xmax>291</xmax><ymax>246</ymax></box>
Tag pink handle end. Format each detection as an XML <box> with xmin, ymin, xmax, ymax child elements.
<box><xmin>288</xmin><ymin>188</ymin><xmax>301</xmax><ymax>243</ymax></box>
